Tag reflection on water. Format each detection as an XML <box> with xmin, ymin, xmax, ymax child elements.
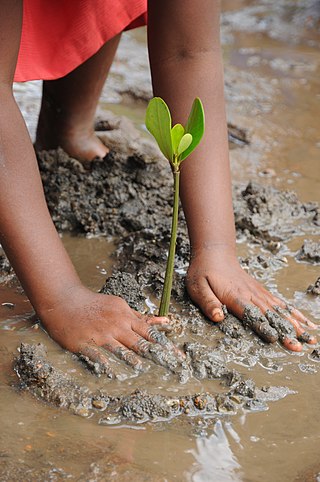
<box><xmin>188</xmin><ymin>421</ymin><xmax>242</xmax><ymax>482</ymax></box>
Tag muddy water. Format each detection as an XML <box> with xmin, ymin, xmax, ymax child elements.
<box><xmin>1</xmin><ymin>1</ymin><xmax>320</xmax><ymax>480</ymax></box>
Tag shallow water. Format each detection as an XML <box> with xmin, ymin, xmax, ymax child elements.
<box><xmin>1</xmin><ymin>1</ymin><xmax>320</xmax><ymax>480</ymax></box>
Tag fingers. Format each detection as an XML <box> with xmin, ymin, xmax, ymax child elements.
<box><xmin>251</xmin><ymin>297</ymin><xmax>303</xmax><ymax>350</ymax></box>
<box><xmin>288</xmin><ymin>307</ymin><xmax>317</xmax><ymax>330</ymax></box>
<box><xmin>132</xmin><ymin>317</ymin><xmax>186</xmax><ymax>360</ymax></box>
<box><xmin>186</xmin><ymin>276</ymin><xmax>224</xmax><ymax>322</ymax></box>
<box><xmin>264</xmin><ymin>308</ymin><xmax>303</xmax><ymax>351</ymax></box>
<box><xmin>242</xmin><ymin>305</ymin><xmax>279</xmax><ymax>344</ymax></box>
<box><xmin>282</xmin><ymin>337</ymin><xmax>303</xmax><ymax>352</ymax></box>
<box><xmin>78</xmin><ymin>344</ymin><xmax>114</xmax><ymax>376</ymax></box>
<box><xmin>102</xmin><ymin>339</ymin><xmax>143</xmax><ymax>371</ymax></box>
<box><xmin>272</xmin><ymin>306</ymin><xmax>317</xmax><ymax>345</ymax></box>
<box><xmin>252</xmin><ymin>297</ymin><xmax>317</xmax><ymax>350</ymax></box>
<box><xmin>133</xmin><ymin>312</ymin><xmax>175</xmax><ymax>333</ymax></box>
<box><xmin>268</xmin><ymin>296</ymin><xmax>317</xmax><ymax>329</ymax></box>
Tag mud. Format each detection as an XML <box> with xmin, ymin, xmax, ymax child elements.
<box><xmin>2</xmin><ymin>1</ymin><xmax>320</xmax><ymax>479</ymax></box>
<box><xmin>33</xmin><ymin>111</ymin><xmax>318</xmax><ymax>246</ymax></box>
<box><xmin>297</xmin><ymin>239</ymin><xmax>320</xmax><ymax>264</ymax></box>
<box><xmin>0</xmin><ymin>460</ymin><xmax>163</xmax><ymax>482</ymax></box>
<box><xmin>234</xmin><ymin>182</ymin><xmax>319</xmax><ymax>247</ymax></box>
<box><xmin>310</xmin><ymin>348</ymin><xmax>320</xmax><ymax>362</ymax></box>
<box><xmin>0</xmin><ymin>433</ymin><xmax>162</xmax><ymax>482</ymax></box>
<box><xmin>1</xmin><ymin>108</ymin><xmax>318</xmax><ymax>419</ymax></box>
<box><xmin>307</xmin><ymin>277</ymin><xmax>320</xmax><ymax>296</ymax></box>
<box><xmin>0</xmin><ymin>252</ymin><xmax>15</xmax><ymax>284</ymax></box>
<box><xmin>15</xmin><ymin>342</ymin><xmax>263</xmax><ymax>423</ymax></box>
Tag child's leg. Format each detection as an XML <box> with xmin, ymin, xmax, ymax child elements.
<box><xmin>35</xmin><ymin>34</ymin><xmax>121</xmax><ymax>161</ymax></box>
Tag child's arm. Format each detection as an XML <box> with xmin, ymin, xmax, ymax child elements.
<box><xmin>148</xmin><ymin>0</ymin><xmax>316</xmax><ymax>350</ymax></box>
<box><xmin>0</xmin><ymin>0</ymin><xmax>170</xmax><ymax>370</ymax></box>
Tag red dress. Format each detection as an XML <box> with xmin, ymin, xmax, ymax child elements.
<box><xmin>15</xmin><ymin>0</ymin><xmax>147</xmax><ymax>82</ymax></box>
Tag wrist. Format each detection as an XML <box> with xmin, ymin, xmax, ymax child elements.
<box><xmin>190</xmin><ymin>240</ymin><xmax>237</xmax><ymax>260</ymax></box>
<box><xmin>32</xmin><ymin>280</ymin><xmax>85</xmax><ymax>321</ymax></box>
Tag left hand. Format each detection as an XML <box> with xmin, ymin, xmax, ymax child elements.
<box><xmin>186</xmin><ymin>249</ymin><xmax>317</xmax><ymax>351</ymax></box>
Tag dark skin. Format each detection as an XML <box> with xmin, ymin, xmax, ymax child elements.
<box><xmin>0</xmin><ymin>0</ymin><xmax>172</xmax><ymax>370</ymax></box>
<box><xmin>148</xmin><ymin>0</ymin><xmax>317</xmax><ymax>351</ymax></box>
<box><xmin>0</xmin><ymin>1</ymin><xmax>316</xmax><ymax>370</ymax></box>
<box><xmin>35</xmin><ymin>34</ymin><xmax>120</xmax><ymax>161</ymax></box>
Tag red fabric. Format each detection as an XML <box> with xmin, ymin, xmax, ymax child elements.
<box><xmin>15</xmin><ymin>0</ymin><xmax>147</xmax><ymax>82</ymax></box>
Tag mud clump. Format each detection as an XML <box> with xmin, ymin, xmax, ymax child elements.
<box><xmin>0</xmin><ymin>112</ymin><xmax>318</xmax><ymax>286</ymax></box>
<box><xmin>310</xmin><ymin>348</ymin><xmax>320</xmax><ymax>362</ymax></box>
<box><xmin>101</xmin><ymin>271</ymin><xmax>146</xmax><ymax>312</ymax></box>
<box><xmin>0</xmin><ymin>253</ymin><xmax>15</xmax><ymax>284</ymax></box>
<box><xmin>296</xmin><ymin>240</ymin><xmax>320</xmax><ymax>264</ymax></box>
<box><xmin>36</xmin><ymin>112</ymin><xmax>318</xmax><ymax>247</ymax></box>
<box><xmin>233</xmin><ymin>182</ymin><xmax>319</xmax><ymax>246</ymax></box>
<box><xmin>307</xmin><ymin>277</ymin><xmax>320</xmax><ymax>296</ymax></box>
<box><xmin>15</xmin><ymin>343</ymin><xmax>264</xmax><ymax>423</ymax></box>
<box><xmin>185</xmin><ymin>342</ymin><xmax>255</xmax><ymax>398</ymax></box>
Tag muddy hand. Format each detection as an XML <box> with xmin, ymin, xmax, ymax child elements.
<box><xmin>38</xmin><ymin>285</ymin><xmax>178</xmax><ymax>373</ymax></box>
<box><xmin>186</xmin><ymin>251</ymin><xmax>317</xmax><ymax>352</ymax></box>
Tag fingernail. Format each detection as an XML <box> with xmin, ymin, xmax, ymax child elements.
<box><xmin>156</xmin><ymin>316</ymin><xmax>171</xmax><ymax>323</ymax></box>
<box><xmin>212</xmin><ymin>308</ymin><xmax>224</xmax><ymax>322</ymax></box>
<box><xmin>287</xmin><ymin>339</ymin><xmax>303</xmax><ymax>352</ymax></box>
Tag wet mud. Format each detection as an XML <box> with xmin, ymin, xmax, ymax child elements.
<box><xmin>16</xmin><ymin>342</ymin><xmax>287</xmax><ymax>423</ymax></box>
<box><xmin>307</xmin><ymin>277</ymin><xmax>320</xmax><ymax>296</ymax></box>
<box><xmin>2</xmin><ymin>1</ymin><xmax>320</xmax><ymax>479</ymax></box>
<box><xmin>297</xmin><ymin>239</ymin><xmax>320</xmax><ymax>264</ymax></box>
<box><xmin>6</xmin><ymin>108</ymin><xmax>318</xmax><ymax>422</ymax></box>
<box><xmin>33</xmin><ymin>112</ymin><xmax>318</xmax><ymax>247</ymax></box>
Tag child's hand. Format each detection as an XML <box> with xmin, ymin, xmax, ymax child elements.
<box><xmin>39</xmin><ymin>286</ymin><xmax>174</xmax><ymax>372</ymax></box>
<box><xmin>186</xmin><ymin>250</ymin><xmax>317</xmax><ymax>351</ymax></box>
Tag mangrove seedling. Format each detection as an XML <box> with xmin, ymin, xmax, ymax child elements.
<box><xmin>145</xmin><ymin>97</ymin><xmax>205</xmax><ymax>316</ymax></box>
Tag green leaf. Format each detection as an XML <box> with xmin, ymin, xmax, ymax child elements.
<box><xmin>145</xmin><ymin>97</ymin><xmax>173</xmax><ymax>161</ymax></box>
<box><xmin>180</xmin><ymin>98</ymin><xmax>205</xmax><ymax>161</ymax></box>
<box><xmin>171</xmin><ymin>124</ymin><xmax>185</xmax><ymax>155</ymax></box>
<box><xmin>177</xmin><ymin>133</ymin><xmax>193</xmax><ymax>156</ymax></box>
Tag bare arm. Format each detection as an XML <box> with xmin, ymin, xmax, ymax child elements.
<box><xmin>0</xmin><ymin>1</ymin><xmax>170</xmax><ymax>369</ymax></box>
<box><xmin>148</xmin><ymin>0</ymin><xmax>316</xmax><ymax>350</ymax></box>
<box><xmin>148</xmin><ymin>0</ymin><xmax>235</xmax><ymax>254</ymax></box>
<box><xmin>0</xmin><ymin>0</ymin><xmax>82</xmax><ymax>313</ymax></box>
